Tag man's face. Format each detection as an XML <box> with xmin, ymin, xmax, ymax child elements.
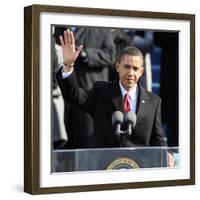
<box><xmin>115</xmin><ymin>55</ymin><xmax>144</xmax><ymax>91</ymax></box>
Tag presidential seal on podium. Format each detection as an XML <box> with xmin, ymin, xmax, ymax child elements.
<box><xmin>106</xmin><ymin>157</ymin><xmax>139</xmax><ymax>170</ymax></box>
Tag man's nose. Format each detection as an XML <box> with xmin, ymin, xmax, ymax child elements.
<box><xmin>128</xmin><ymin>68</ymin><xmax>135</xmax><ymax>76</ymax></box>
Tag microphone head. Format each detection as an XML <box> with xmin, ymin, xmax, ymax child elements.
<box><xmin>124</xmin><ymin>112</ymin><xmax>137</xmax><ymax>127</ymax></box>
<box><xmin>112</xmin><ymin>111</ymin><xmax>124</xmax><ymax>126</ymax></box>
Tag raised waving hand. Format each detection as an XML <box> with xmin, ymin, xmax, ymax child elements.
<box><xmin>60</xmin><ymin>29</ymin><xmax>83</xmax><ymax>71</ymax></box>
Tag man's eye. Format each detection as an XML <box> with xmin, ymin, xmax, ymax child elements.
<box><xmin>133</xmin><ymin>67</ymin><xmax>139</xmax><ymax>71</ymax></box>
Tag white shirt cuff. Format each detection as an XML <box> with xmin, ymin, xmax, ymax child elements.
<box><xmin>62</xmin><ymin>66</ymin><xmax>73</xmax><ymax>79</ymax></box>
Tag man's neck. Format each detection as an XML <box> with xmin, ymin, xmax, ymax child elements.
<box><xmin>119</xmin><ymin>81</ymin><xmax>137</xmax><ymax>95</ymax></box>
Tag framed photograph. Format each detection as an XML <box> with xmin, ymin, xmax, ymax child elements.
<box><xmin>24</xmin><ymin>4</ymin><xmax>195</xmax><ymax>194</ymax></box>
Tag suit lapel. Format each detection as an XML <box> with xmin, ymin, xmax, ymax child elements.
<box><xmin>136</xmin><ymin>84</ymin><xmax>150</xmax><ymax>123</ymax></box>
<box><xmin>111</xmin><ymin>80</ymin><xmax>124</xmax><ymax>112</ymax></box>
<box><xmin>110</xmin><ymin>82</ymin><xmax>150</xmax><ymax>119</ymax></box>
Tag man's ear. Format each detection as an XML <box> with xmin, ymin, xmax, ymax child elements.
<box><xmin>140</xmin><ymin>66</ymin><xmax>144</xmax><ymax>76</ymax></box>
<box><xmin>115</xmin><ymin>62</ymin><xmax>119</xmax><ymax>72</ymax></box>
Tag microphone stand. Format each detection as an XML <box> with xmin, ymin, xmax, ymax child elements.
<box><xmin>120</xmin><ymin>134</ymin><xmax>127</xmax><ymax>147</ymax></box>
<box><xmin>118</xmin><ymin>130</ymin><xmax>131</xmax><ymax>147</ymax></box>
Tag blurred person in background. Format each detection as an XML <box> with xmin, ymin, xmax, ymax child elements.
<box><xmin>53</xmin><ymin>26</ymin><xmax>116</xmax><ymax>148</ymax></box>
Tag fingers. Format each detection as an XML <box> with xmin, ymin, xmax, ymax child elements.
<box><xmin>63</xmin><ymin>30</ymin><xmax>69</xmax><ymax>45</ymax></box>
<box><xmin>74</xmin><ymin>45</ymin><xmax>83</xmax><ymax>60</ymax></box>
<box><xmin>67</xmin><ymin>29</ymin><xmax>72</xmax><ymax>45</ymax></box>
<box><xmin>70</xmin><ymin>30</ymin><xmax>75</xmax><ymax>47</ymax></box>
<box><xmin>62</xmin><ymin>29</ymin><xmax>74</xmax><ymax>46</ymax></box>
<box><xmin>76</xmin><ymin>45</ymin><xmax>83</xmax><ymax>55</ymax></box>
<box><xmin>59</xmin><ymin>28</ymin><xmax>83</xmax><ymax>63</ymax></box>
<box><xmin>167</xmin><ymin>153</ymin><xmax>175</xmax><ymax>167</ymax></box>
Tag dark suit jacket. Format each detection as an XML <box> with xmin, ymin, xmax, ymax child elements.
<box><xmin>57</xmin><ymin>70</ymin><xmax>166</xmax><ymax>148</ymax></box>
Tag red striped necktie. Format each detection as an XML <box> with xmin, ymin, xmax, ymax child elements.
<box><xmin>123</xmin><ymin>92</ymin><xmax>131</xmax><ymax>112</ymax></box>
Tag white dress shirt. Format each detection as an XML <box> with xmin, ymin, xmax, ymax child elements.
<box><xmin>119</xmin><ymin>81</ymin><xmax>138</xmax><ymax>113</ymax></box>
<box><xmin>62</xmin><ymin>66</ymin><xmax>73</xmax><ymax>79</ymax></box>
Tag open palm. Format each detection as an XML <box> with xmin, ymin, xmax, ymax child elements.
<box><xmin>60</xmin><ymin>29</ymin><xmax>83</xmax><ymax>66</ymax></box>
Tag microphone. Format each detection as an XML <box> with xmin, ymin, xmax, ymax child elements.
<box><xmin>112</xmin><ymin>111</ymin><xmax>124</xmax><ymax>136</ymax></box>
<box><xmin>124</xmin><ymin>112</ymin><xmax>137</xmax><ymax>135</ymax></box>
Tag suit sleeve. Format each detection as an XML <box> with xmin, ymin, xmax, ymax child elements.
<box><xmin>150</xmin><ymin>98</ymin><xmax>167</xmax><ymax>146</ymax></box>
<box><xmin>56</xmin><ymin>68</ymin><xmax>96</xmax><ymax>114</ymax></box>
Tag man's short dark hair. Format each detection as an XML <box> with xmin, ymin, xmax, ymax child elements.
<box><xmin>116</xmin><ymin>46</ymin><xmax>144</xmax><ymax>65</ymax></box>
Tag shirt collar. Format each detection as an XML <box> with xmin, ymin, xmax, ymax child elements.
<box><xmin>119</xmin><ymin>81</ymin><xmax>138</xmax><ymax>101</ymax></box>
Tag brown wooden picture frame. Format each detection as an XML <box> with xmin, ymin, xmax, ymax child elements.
<box><xmin>24</xmin><ymin>4</ymin><xmax>195</xmax><ymax>194</ymax></box>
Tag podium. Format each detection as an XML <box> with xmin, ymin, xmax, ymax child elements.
<box><xmin>52</xmin><ymin>147</ymin><xmax>179</xmax><ymax>172</ymax></box>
